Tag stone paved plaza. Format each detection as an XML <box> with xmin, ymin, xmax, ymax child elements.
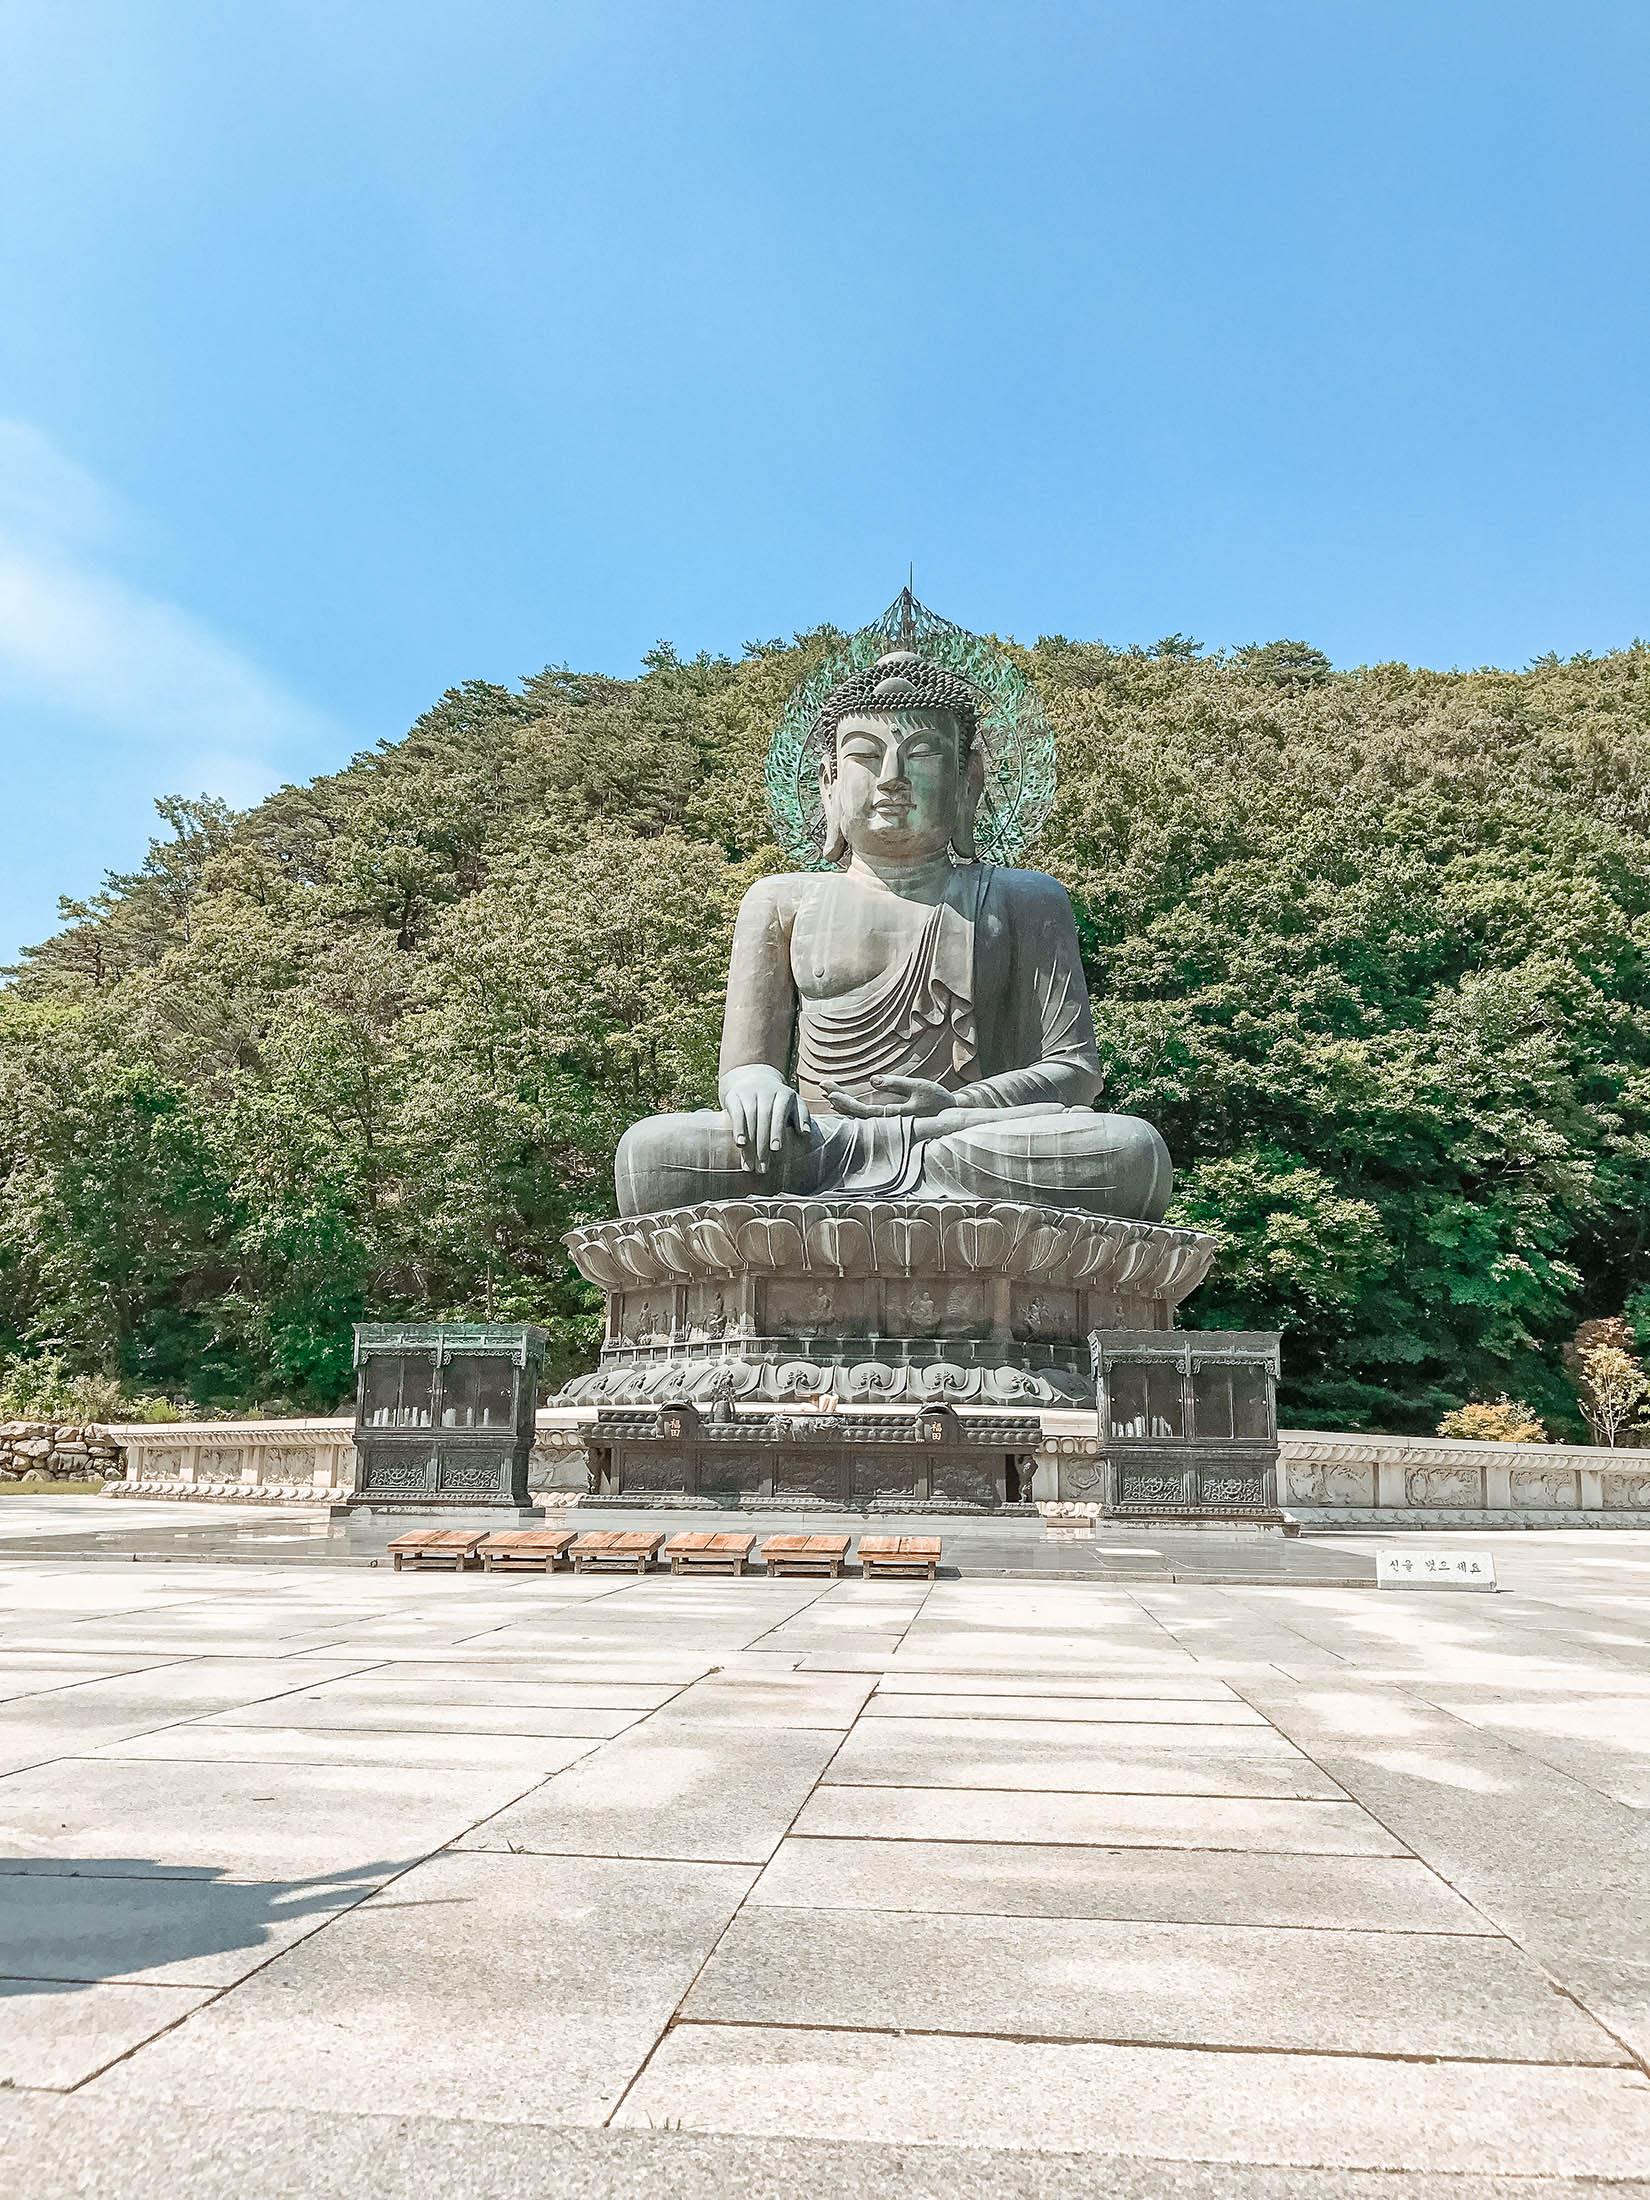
<box><xmin>0</xmin><ymin>1505</ymin><xmax>1648</xmax><ymax>2197</ymax></box>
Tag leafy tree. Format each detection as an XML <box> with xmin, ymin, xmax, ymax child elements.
<box><xmin>1567</xmin><ymin>1317</ymin><xmax>1650</xmax><ymax>1445</ymax></box>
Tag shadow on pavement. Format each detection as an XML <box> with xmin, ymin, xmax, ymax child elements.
<box><xmin>0</xmin><ymin>1856</ymin><xmax>399</xmax><ymax>1995</ymax></box>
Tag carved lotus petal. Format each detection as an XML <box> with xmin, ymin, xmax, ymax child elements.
<box><xmin>1067</xmin><ymin>1234</ymin><xmax>1119</xmax><ymax>1285</ymax></box>
<box><xmin>943</xmin><ymin>1214</ymin><xmax>1010</xmax><ymax>1272</ymax></box>
<box><xmin>1155</xmin><ymin>1246</ymin><xmax>1196</xmax><ymax>1295</ymax></box>
<box><xmin>1010</xmin><ymin>1221</ymin><xmax>1073</xmax><ymax>1278</ymax></box>
<box><xmin>1109</xmin><ymin>1233</ymin><xmax>1155</xmax><ymax>1286</ymax></box>
<box><xmin>737</xmin><ymin>1217</ymin><xmax>806</xmax><ymax>1270</ymax></box>
<box><xmin>648</xmin><ymin>1225</ymin><xmax>699</xmax><ymax>1277</ymax></box>
<box><xmin>609</xmin><ymin>1233</ymin><xmax>670</xmax><ymax>1282</ymax></box>
<box><xmin>685</xmin><ymin>1217</ymin><xmax>742</xmax><ymax>1272</ymax></box>
<box><xmin>873</xmin><ymin>1212</ymin><xmax>941</xmax><ymax>1274</ymax></box>
<box><xmin>805</xmin><ymin>1216</ymin><xmax>872</xmax><ymax>1274</ymax></box>
<box><xmin>573</xmin><ymin>1244</ymin><xmax>629</xmax><ymax>1290</ymax></box>
<box><xmin>703</xmin><ymin>1199</ymin><xmax>759</xmax><ymax>1231</ymax></box>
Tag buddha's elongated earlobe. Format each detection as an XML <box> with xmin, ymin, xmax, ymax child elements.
<box><xmin>952</xmin><ymin>745</ymin><xmax>986</xmax><ymax>860</ymax></box>
<box><xmin>819</xmin><ymin>767</ymin><xmax>849</xmax><ymax>866</ymax></box>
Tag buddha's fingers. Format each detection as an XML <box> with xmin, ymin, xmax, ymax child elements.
<box><xmin>872</xmin><ymin>1074</ymin><xmax>954</xmax><ymax>1112</ymax></box>
<box><xmin>825</xmin><ymin>1086</ymin><xmax>906</xmax><ymax>1120</ymax></box>
<box><xmin>724</xmin><ymin>1092</ymin><xmax>758</xmax><ymax>1166</ymax></box>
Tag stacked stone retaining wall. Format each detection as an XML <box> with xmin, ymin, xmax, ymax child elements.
<box><xmin>0</xmin><ymin>1422</ymin><xmax>122</xmax><ymax>1483</ymax></box>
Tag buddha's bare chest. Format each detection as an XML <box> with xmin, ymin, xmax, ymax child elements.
<box><xmin>789</xmin><ymin>886</ymin><xmax>955</xmax><ymax>1001</ymax></box>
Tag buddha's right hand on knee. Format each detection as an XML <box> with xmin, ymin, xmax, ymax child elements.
<box><xmin>719</xmin><ymin>1067</ymin><xmax>813</xmax><ymax>1171</ymax></box>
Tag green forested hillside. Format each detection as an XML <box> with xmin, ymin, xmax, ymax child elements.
<box><xmin>5</xmin><ymin>630</ymin><xmax>1650</xmax><ymax>1433</ymax></box>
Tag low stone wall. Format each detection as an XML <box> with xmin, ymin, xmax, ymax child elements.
<box><xmin>84</xmin><ymin>1407</ymin><xmax>1650</xmax><ymax>1525</ymax></box>
<box><xmin>102</xmin><ymin>1418</ymin><xmax>357</xmax><ymax>1505</ymax></box>
<box><xmin>0</xmin><ymin>1421</ymin><xmax>123</xmax><ymax>1484</ymax></box>
<box><xmin>1276</xmin><ymin>1429</ymin><xmax>1650</xmax><ymax>1527</ymax></box>
<box><xmin>101</xmin><ymin>1413</ymin><xmax>575</xmax><ymax>1505</ymax></box>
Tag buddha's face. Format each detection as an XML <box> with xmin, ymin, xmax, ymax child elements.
<box><xmin>828</xmin><ymin>709</ymin><xmax>962</xmax><ymax>863</ymax></box>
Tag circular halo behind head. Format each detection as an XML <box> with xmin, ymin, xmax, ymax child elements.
<box><xmin>765</xmin><ymin>590</ymin><xmax>1059</xmax><ymax>871</ymax></box>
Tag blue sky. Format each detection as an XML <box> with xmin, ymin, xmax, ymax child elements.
<box><xmin>2</xmin><ymin>1</ymin><xmax>1647</xmax><ymax>963</ymax></box>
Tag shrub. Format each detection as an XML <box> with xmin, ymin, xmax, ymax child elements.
<box><xmin>0</xmin><ymin>1352</ymin><xmax>179</xmax><ymax>1425</ymax></box>
<box><xmin>1436</xmin><ymin>1398</ymin><xmax>1548</xmax><ymax>1443</ymax></box>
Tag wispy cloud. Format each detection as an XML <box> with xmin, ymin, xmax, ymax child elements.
<box><xmin>0</xmin><ymin>418</ymin><xmax>334</xmax><ymax>782</ymax></box>
<box><xmin>0</xmin><ymin>421</ymin><xmax>344</xmax><ymax>960</ymax></box>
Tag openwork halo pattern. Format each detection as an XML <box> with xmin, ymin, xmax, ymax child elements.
<box><xmin>765</xmin><ymin>589</ymin><xmax>1059</xmax><ymax>870</ymax></box>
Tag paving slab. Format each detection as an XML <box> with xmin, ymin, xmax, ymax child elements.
<box><xmin>0</xmin><ymin>1654</ymin><xmax>392</xmax><ymax>1766</ymax></box>
<box><xmin>461</xmin><ymin>1725</ymin><xmax>844</xmax><ymax>1863</ymax></box>
<box><xmin>0</xmin><ymin>1977</ymin><xmax>210</xmax><ymax>2089</ymax></box>
<box><xmin>640</xmin><ymin>1671</ymin><xmax>875</xmax><ymax>1730</ymax></box>
<box><xmin>0</xmin><ymin>1657</ymin><xmax>178</xmax><ymax>1704</ymax></box>
<box><xmin>90</xmin><ymin>1850</ymin><xmax>754</xmax><ymax>2126</ymax></box>
<box><xmin>369</xmin><ymin>1652</ymin><xmax>720</xmax><ymax>1684</ymax></box>
<box><xmin>298</xmin><ymin>1669</ymin><xmax>680</xmax><ymax>1706</ymax></box>
<box><xmin>11</xmin><ymin>1626</ymin><xmax>369</xmax><ymax>1658</ymax></box>
<box><xmin>0</xmin><ymin>1864</ymin><xmax>370</xmax><ymax>1988</ymax></box>
<box><xmin>93</xmin><ymin>1723</ymin><xmax>603</xmax><ymax>1774</ymax></box>
<box><xmin>13</xmin><ymin>1656</ymin><xmax>387</xmax><ymax>1710</ymax></box>
<box><xmin>0</xmin><ymin>1756</ymin><xmax>546</xmax><ymax>1880</ymax></box>
<box><xmin>13</xmin><ymin>2096</ymin><xmax>1646</xmax><ymax>2200</ymax></box>
<box><xmin>1430</xmin><ymin>1693</ymin><xmax>1650</xmax><ymax>1808</ymax></box>
<box><xmin>751</xmin><ymin>1836</ymin><xmax>1489</xmax><ymax>1931</ymax></box>
<box><xmin>862</xmin><ymin>1690</ymin><xmax>1265</xmax><ymax>1723</ymax></box>
<box><xmin>615</xmin><ymin>2023</ymin><xmax>1650</xmax><ymax>2174</ymax></box>
<box><xmin>824</xmin><ymin>1717</ymin><xmax>1343</xmax><ymax>1798</ymax></box>
<box><xmin>867</xmin><ymin>1668</ymin><xmax>1243</xmax><ymax>1701</ymax></box>
<box><xmin>684</xmin><ymin>1906</ymin><xmax>1621</xmax><ymax>2062</ymax></box>
<box><xmin>795</xmin><ymin>1782</ymin><xmax>1406</xmax><ymax>1853</ymax></box>
<box><xmin>187</xmin><ymin>1691</ymin><xmax>645</xmax><ymax>1738</ymax></box>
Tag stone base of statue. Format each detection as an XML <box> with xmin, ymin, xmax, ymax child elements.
<box><xmin>556</xmin><ymin>1196</ymin><xmax>1217</xmax><ymax>1411</ymax></box>
<box><xmin>542</xmin><ymin>1196</ymin><xmax>1241</xmax><ymax>1511</ymax></box>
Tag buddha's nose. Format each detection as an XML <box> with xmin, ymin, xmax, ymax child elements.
<box><xmin>877</xmin><ymin>750</ymin><xmax>908</xmax><ymax>787</ymax></box>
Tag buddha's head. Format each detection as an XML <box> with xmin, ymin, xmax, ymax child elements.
<box><xmin>813</xmin><ymin>652</ymin><xmax>986</xmax><ymax>867</ymax></box>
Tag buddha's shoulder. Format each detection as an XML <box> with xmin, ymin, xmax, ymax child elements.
<box><xmin>735</xmin><ymin>870</ymin><xmax>813</xmax><ymax>922</ymax></box>
<box><xmin>983</xmin><ymin>862</ymin><xmax>1077</xmax><ymax>915</ymax></box>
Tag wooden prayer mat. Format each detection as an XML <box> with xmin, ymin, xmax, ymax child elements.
<box><xmin>478</xmin><ymin>1529</ymin><xmax>575</xmax><ymax>1574</ymax></box>
<box><xmin>569</xmin><ymin>1530</ymin><xmax>664</xmax><ymax>1574</ymax></box>
<box><xmin>387</xmin><ymin>1529</ymin><xmax>486</xmax><ymax>1573</ymax></box>
<box><xmin>665</xmin><ymin>1531</ymin><xmax>758</xmax><ymax>1575</ymax></box>
<box><xmin>857</xmin><ymin>1535</ymin><xmax>942</xmax><ymax>1581</ymax></box>
<box><xmin>761</xmin><ymin>1534</ymin><xmax>852</xmax><ymax>1578</ymax></box>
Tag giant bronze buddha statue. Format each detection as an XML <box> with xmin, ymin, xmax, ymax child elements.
<box><xmin>615</xmin><ymin>648</ymin><xmax>1172</xmax><ymax>1220</ymax></box>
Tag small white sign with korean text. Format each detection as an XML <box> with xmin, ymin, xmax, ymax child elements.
<box><xmin>1377</xmin><ymin>1548</ymin><xmax>1497</xmax><ymax>1591</ymax></box>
